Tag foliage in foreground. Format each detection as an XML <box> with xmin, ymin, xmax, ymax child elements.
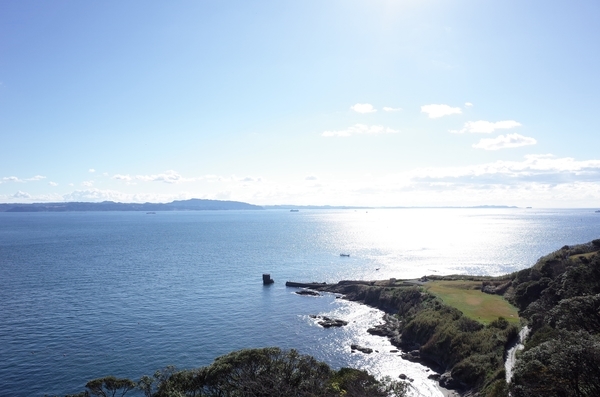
<box><xmin>61</xmin><ymin>348</ymin><xmax>408</xmax><ymax>397</ymax></box>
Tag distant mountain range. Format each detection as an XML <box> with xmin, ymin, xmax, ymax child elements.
<box><xmin>0</xmin><ymin>199</ymin><xmax>263</xmax><ymax>212</ymax></box>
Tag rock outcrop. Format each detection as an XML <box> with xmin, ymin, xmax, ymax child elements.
<box><xmin>350</xmin><ymin>344</ymin><xmax>373</xmax><ymax>354</ymax></box>
<box><xmin>309</xmin><ymin>315</ymin><xmax>348</xmax><ymax>328</ymax></box>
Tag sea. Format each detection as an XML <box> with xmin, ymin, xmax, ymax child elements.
<box><xmin>1</xmin><ymin>208</ymin><xmax>599</xmax><ymax>397</ymax></box>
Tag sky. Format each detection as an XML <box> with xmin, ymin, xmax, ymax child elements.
<box><xmin>1</xmin><ymin>0</ymin><xmax>600</xmax><ymax>207</ymax></box>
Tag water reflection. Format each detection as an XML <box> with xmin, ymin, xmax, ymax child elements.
<box><xmin>302</xmin><ymin>294</ymin><xmax>444</xmax><ymax>397</ymax></box>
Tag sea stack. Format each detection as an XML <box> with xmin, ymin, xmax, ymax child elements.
<box><xmin>262</xmin><ymin>274</ymin><xmax>274</xmax><ymax>285</ymax></box>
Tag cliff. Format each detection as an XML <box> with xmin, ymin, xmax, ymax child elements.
<box><xmin>305</xmin><ymin>280</ymin><xmax>515</xmax><ymax>397</ymax></box>
<box><xmin>295</xmin><ymin>239</ymin><xmax>600</xmax><ymax>397</ymax></box>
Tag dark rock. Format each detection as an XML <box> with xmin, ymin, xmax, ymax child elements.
<box><xmin>367</xmin><ymin>315</ymin><xmax>401</xmax><ymax>337</ymax></box>
<box><xmin>295</xmin><ymin>290</ymin><xmax>320</xmax><ymax>296</ymax></box>
<box><xmin>439</xmin><ymin>371</ymin><xmax>462</xmax><ymax>390</ymax></box>
<box><xmin>262</xmin><ymin>274</ymin><xmax>274</xmax><ymax>285</ymax></box>
<box><xmin>310</xmin><ymin>315</ymin><xmax>348</xmax><ymax>328</ymax></box>
<box><xmin>398</xmin><ymin>374</ymin><xmax>407</xmax><ymax>380</ymax></box>
<box><xmin>401</xmin><ymin>350</ymin><xmax>421</xmax><ymax>362</ymax></box>
<box><xmin>350</xmin><ymin>344</ymin><xmax>373</xmax><ymax>354</ymax></box>
<box><xmin>428</xmin><ymin>374</ymin><xmax>441</xmax><ymax>381</ymax></box>
<box><xmin>367</xmin><ymin>324</ymin><xmax>393</xmax><ymax>336</ymax></box>
<box><xmin>319</xmin><ymin>317</ymin><xmax>348</xmax><ymax>328</ymax></box>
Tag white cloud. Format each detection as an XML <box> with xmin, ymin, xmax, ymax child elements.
<box><xmin>27</xmin><ymin>155</ymin><xmax>600</xmax><ymax>207</ymax></box>
<box><xmin>48</xmin><ymin>181</ymin><xmax>58</xmax><ymax>186</ymax></box>
<box><xmin>82</xmin><ymin>180</ymin><xmax>94</xmax><ymax>187</ymax></box>
<box><xmin>465</xmin><ymin>102</ymin><xmax>473</xmax><ymax>107</ymax></box>
<box><xmin>62</xmin><ymin>189</ymin><xmax>172</xmax><ymax>203</ymax></box>
<box><xmin>421</xmin><ymin>104</ymin><xmax>462</xmax><ymax>118</ymax></box>
<box><xmin>383</xmin><ymin>106</ymin><xmax>402</xmax><ymax>112</ymax></box>
<box><xmin>113</xmin><ymin>174</ymin><xmax>133</xmax><ymax>181</ymax></box>
<box><xmin>451</xmin><ymin>120</ymin><xmax>522</xmax><ymax>134</ymax></box>
<box><xmin>1</xmin><ymin>175</ymin><xmax>46</xmax><ymax>183</ymax></box>
<box><xmin>425</xmin><ymin>154</ymin><xmax>585</xmax><ymax>189</ymax></box>
<box><xmin>240</xmin><ymin>176</ymin><xmax>262</xmax><ymax>182</ymax></box>
<box><xmin>2</xmin><ymin>176</ymin><xmax>21</xmax><ymax>183</ymax></box>
<box><xmin>12</xmin><ymin>190</ymin><xmax>31</xmax><ymax>199</ymax></box>
<box><xmin>322</xmin><ymin>124</ymin><xmax>399</xmax><ymax>137</ymax></box>
<box><xmin>135</xmin><ymin>170</ymin><xmax>191</xmax><ymax>184</ymax></box>
<box><xmin>89</xmin><ymin>168</ymin><xmax>96</xmax><ymax>173</ymax></box>
<box><xmin>350</xmin><ymin>103</ymin><xmax>377</xmax><ymax>114</ymax></box>
<box><xmin>472</xmin><ymin>133</ymin><xmax>537</xmax><ymax>150</ymax></box>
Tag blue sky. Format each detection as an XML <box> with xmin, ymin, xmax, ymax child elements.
<box><xmin>1</xmin><ymin>0</ymin><xmax>600</xmax><ymax>207</ymax></box>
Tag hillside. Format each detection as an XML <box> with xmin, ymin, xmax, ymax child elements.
<box><xmin>506</xmin><ymin>240</ymin><xmax>600</xmax><ymax>397</ymax></box>
<box><xmin>299</xmin><ymin>239</ymin><xmax>600</xmax><ymax>397</ymax></box>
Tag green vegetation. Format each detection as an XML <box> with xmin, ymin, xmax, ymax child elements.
<box><xmin>59</xmin><ymin>348</ymin><xmax>408</xmax><ymax>397</ymax></box>
<box><xmin>390</xmin><ymin>287</ymin><xmax>516</xmax><ymax>396</ymax></box>
<box><xmin>425</xmin><ymin>280</ymin><xmax>519</xmax><ymax>325</ymax></box>
<box><xmin>506</xmin><ymin>240</ymin><xmax>600</xmax><ymax>397</ymax></box>
<box><xmin>324</xmin><ymin>240</ymin><xmax>600</xmax><ymax>396</ymax></box>
<box><xmin>323</xmin><ymin>282</ymin><xmax>518</xmax><ymax>397</ymax></box>
<box><xmin>57</xmin><ymin>239</ymin><xmax>600</xmax><ymax>397</ymax></box>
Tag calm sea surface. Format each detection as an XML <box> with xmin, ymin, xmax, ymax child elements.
<box><xmin>1</xmin><ymin>208</ymin><xmax>599</xmax><ymax>396</ymax></box>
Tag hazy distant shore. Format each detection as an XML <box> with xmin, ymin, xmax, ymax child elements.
<box><xmin>0</xmin><ymin>198</ymin><xmax>520</xmax><ymax>212</ymax></box>
<box><xmin>0</xmin><ymin>198</ymin><xmax>262</xmax><ymax>212</ymax></box>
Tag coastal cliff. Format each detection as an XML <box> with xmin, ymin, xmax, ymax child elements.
<box><xmin>302</xmin><ymin>280</ymin><xmax>516</xmax><ymax>397</ymax></box>
<box><xmin>292</xmin><ymin>239</ymin><xmax>600</xmax><ymax>397</ymax></box>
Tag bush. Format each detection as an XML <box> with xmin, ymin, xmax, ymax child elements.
<box><xmin>64</xmin><ymin>348</ymin><xmax>409</xmax><ymax>397</ymax></box>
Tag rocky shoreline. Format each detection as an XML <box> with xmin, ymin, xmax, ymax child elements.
<box><xmin>288</xmin><ymin>278</ymin><xmax>510</xmax><ymax>397</ymax></box>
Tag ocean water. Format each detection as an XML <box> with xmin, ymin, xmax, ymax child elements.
<box><xmin>1</xmin><ymin>208</ymin><xmax>599</xmax><ymax>396</ymax></box>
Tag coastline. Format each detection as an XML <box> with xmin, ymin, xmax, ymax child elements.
<box><xmin>289</xmin><ymin>278</ymin><xmax>518</xmax><ymax>396</ymax></box>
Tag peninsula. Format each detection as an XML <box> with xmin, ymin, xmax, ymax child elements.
<box><xmin>287</xmin><ymin>239</ymin><xmax>600</xmax><ymax>397</ymax></box>
<box><xmin>0</xmin><ymin>198</ymin><xmax>263</xmax><ymax>212</ymax></box>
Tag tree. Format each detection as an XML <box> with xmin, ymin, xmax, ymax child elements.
<box><xmin>510</xmin><ymin>331</ymin><xmax>600</xmax><ymax>397</ymax></box>
<box><xmin>152</xmin><ymin>347</ymin><xmax>408</xmax><ymax>397</ymax></box>
<box><xmin>84</xmin><ymin>376</ymin><xmax>137</xmax><ymax>397</ymax></box>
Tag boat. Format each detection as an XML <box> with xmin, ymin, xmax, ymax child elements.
<box><xmin>290</xmin><ymin>209</ymin><xmax>299</xmax><ymax>212</ymax></box>
<box><xmin>146</xmin><ymin>212</ymin><xmax>156</xmax><ymax>214</ymax></box>
<box><xmin>340</xmin><ymin>253</ymin><xmax>350</xmax><ymax>257</ymax></box>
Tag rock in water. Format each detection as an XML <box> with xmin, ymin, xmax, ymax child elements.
<box><xmin>310</xmin><ymin>315</ymin><xmax>348</xmax><ymax>328</ymax></box>
<box><xmin>350</xmin><ymin>344</ymin><xmax>373</xmax><ymax>354</ymax></box>
<box><xmin>295</xmin><ymin>290</ymin><xmax>320</xmax><ymax>296</ymax></box>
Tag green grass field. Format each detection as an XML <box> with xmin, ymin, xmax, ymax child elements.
<box><xmin>569</xmin><ymin>250</ymin><xmax>598</xmax><ymax>260</ymax></box>
<box><xmin>425</xmin><ymin>280</ymin><xmax>520</xmax><ymax>325</ymax></box>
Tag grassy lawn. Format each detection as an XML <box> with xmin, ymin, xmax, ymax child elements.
<box><xmin>425</xmin><ymin>280</ymin><xmax>520</xmax><ymax>325</ymax></box>
<box><xmin>569</xmin><ymin>250</ymin><xmax>598</xmax><ymax>260</ymax></box>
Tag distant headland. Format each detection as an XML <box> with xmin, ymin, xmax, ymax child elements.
<box><xmin>0</xmin><ymin>200</ymin><xmax>522</xmax><ymax>212</ymax></box>
<box><xmin>0</xmin><ymin>198</ymin><xmax>263</xmax><ymax>212</ymax></box>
